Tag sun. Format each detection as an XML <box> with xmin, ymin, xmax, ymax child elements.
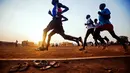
<box><xmin>28</xmin><ymin>32</ymin><xmax>42</xmax><ymax>44</ymax></box>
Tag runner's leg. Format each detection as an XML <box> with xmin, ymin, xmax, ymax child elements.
<box><xmin>108</xmin><ymin>30</ymin><xmax>128</xmax><ymax>52</ymax></box>
<box><xmin>82</xmin><ymin>29</ymin><xmax>93</xmax><ymax>49</ymax></box>
<box><xmin>42</xmin><ymin>20</ymin><xmax>55</xmax><ymax>47</ymax></box>
<box><xmin>92</xmin><ymin>29</ymin><xmax>99</xmax><ymax>46</ymax></box>
<box><xmin>59</xmin><ymin>32</ymin><xmax>82</xmax><ymax>46</ymax></box>
<box><xmin>94</xmin><ymin>28</ymin><xmax>106</xmax><ymax>44</ymax></box>
<box><xmin>46</xmin><ymin>30</ymin><xmax>57</xmax><ymax>49</ymax></box>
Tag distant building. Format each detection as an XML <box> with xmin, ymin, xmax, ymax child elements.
<box><xmin>50</xmin><ymin>43</ymin><xmax>59</xmax><ymax>47</ymax></box>
<box><xmin>0</xmin><ymin>41</ymin><xmax>16</xmax><ymax>46</ymax></box>
<box><xmin>22</xmin><ymin>40</ymin><xmax>35</xmax><ymax>46</ymax></box>
<box><xmin>59</xmin><ymin>42</ymin><xmax>74</xmax><ymax>46</ymax></box>
<box><xmin>22</xmin><ymin>40</ymin><xmax>28</xmax><ymax>46</ymax></box>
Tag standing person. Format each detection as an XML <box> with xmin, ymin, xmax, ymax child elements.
<box><xmin>79</xmin><ymin>15</ymin><xmax>98</xmax><ymax>51</ymax></box>
<box><xmin>38</xmin><ymin>0</ymin><xmax>83</xmax><ymax>50</ymax></box>
<box><xmin>15</xmin><ymin>40</ymin><xmax>18</xmax><ymax>47</ymax></box>
<box><xmin>94</xmin><ymin>3</ymin><xmax>128</xmax><ymax>53</ymax></box>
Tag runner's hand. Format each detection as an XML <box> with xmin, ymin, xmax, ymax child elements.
<box><xmin>48</xmin><ymin>10</ymin><xmax>51</xmax><ymax>14</ymax></box>
<box><xmin>98</xmin><ymin>11</ymin><xmax>101</xmax><ymax>15</ymax></box>
<box><xmin>85</xmin><ymin>23</ymin><xmax>87</xmax><ymax>25</ymax></box>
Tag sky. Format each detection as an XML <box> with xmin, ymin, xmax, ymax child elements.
<box><xmin>0</xmin><ymin>0</ymin><xmax>130</xmax><ymax>44</ymax></box>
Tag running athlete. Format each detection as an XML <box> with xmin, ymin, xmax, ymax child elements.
<box><xmin>94</xmin><ymin>3</ymin><xmax>128</xmax><ymax>53</ymax></box>
<box><xmin>38</xmin><ymin>0</ymin><xmax>83</xmax><ymax>50</ymax></box>
<box><xmin>79</xmin><ymin>15</ymin><xmax>98</xmax><ymax>51</ymax></box>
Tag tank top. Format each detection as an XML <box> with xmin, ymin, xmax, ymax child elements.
<box><xmin>52</xmin><ymin>4</ymin><xmax>62</xmax><ymax>17</ymax></box>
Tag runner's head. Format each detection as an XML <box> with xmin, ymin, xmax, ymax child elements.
<box><xmin>52</xmin><ymin>0</ymin><xmax>59</xmax><ymax>5</ymax></box>
<box><xmin>86</xmin><ymin>14</ymin><xmax>90</xmax><ymax>19</ymax></box>
<box><xmin>99</xmin><ymin>3</ymin><xmax>106</xmax><ymax>10</ymax></box>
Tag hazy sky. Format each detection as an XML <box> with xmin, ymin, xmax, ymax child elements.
<box><xmin>0</xmin><ymin>0</ymin><xmax>130</xmax><ymax>44</ymax></box>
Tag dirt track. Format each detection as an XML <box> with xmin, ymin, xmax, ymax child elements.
<box><xmin>0</xmin><ymin>45</ymin><xmax>130</xmax><ymax>73</ymax></box>
<box><xmin>0</xmin><ymin>45</ymin><xmax>129</xmax><ymax>59</ymax></box>
<box><xmin>0</xmin><ymin>57</ymin><xmax>130</xmax><ymax>73</ymax></box>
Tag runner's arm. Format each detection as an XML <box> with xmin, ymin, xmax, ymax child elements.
<box><xmin>92</xmin><ymin>23</ymin><xmax>95</xmax><ymax>27</ymax></box>
<box><xmin>98</xmin><ymin>11</ymin><xmax>110</xmax><ymax>19</ymax></box>
<box><xmin>58</xmin><ymin>3</ymin><xmax>69</xmax><ymax>14</ymax></box>
<box><xmin>61</xmin><ymin>15</ymin><xmax>68</xmax><ymax>22</ymax></box>
<box><xmin>48</xmin><ymin>10</ymin><xmax>53</xmax><ymax>16</ymax></box>
<box><xmin>85</xmin><ymin>23</ymin><xmax>88</xmax><ymax>25</ymax></box>
<box><xmin>98</xmin><ymin>11</ymin><xmax>108</xmax><ymax>16</ymax></box>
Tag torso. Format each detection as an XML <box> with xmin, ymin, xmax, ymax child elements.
<box><xmin>86</xmin><ymin>18</ymin><xmax>95</xmax><ymax>29</ymax></box>
<box><xmin>99</xmin><ymin>8</ymin><xmax>111</xmax><ymax>25</ymax></box>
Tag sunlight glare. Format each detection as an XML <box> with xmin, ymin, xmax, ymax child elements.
<box><xmin>28</xmin><ymin>30</ymin><xmax>42</xmax><ymax>44</ymax></box>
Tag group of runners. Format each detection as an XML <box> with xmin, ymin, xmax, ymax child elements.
<box><xmin>37</xmin><ymin>0</ymin><xmax>128</xmax><ymax>53</ymax></box>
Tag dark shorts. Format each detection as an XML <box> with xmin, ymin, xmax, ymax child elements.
<box><xmin>96</xmin><ymin>24</ymin><xmax>113</xmax><ymax>31</ymax></box>
<box><xmin>87</xmin><ymin>28</ymin><xmax>94</xmax><ymax>34</ymax></box>
<box><xmin>45</xmin><ymin>18</ymin><xmax>64</xmax><ymax>34</ymax></box>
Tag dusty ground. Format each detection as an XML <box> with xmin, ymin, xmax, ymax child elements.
<box><xmin>0</xmin><ymin>45</ymin><xmax>130</xmax><ymax>59</ymax></box>
<box><xmin>0</xmin><ymin>58</ymin><xmax>130</xmax><ymax>73</ymax></box>
<box><xmin>0</xmin><ymin>45</ymin><xmax>130</xmax><ymax>73</ymax></box>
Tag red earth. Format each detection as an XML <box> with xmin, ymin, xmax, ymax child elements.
<box><xmin>0</xmin><ymin>45</ymin><xmax>130</xmax><ymax>73</ymax></box>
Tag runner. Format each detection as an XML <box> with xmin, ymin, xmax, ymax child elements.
<box><xmin>79</xmin><ymin>15</ymin><xmax>98</xmax><ymax>51</ymax></box>
<box><xmin>94</xmin><ymin>19</ymin><xmax>110</xmax><ymax>46</ymax></box>
<box><xmin>38</xmin><ymin>0</ymin><xmax>83</xmax><ymax>50</ymax></box>
<box><xmin>93</xmin><ymin>3</ymin><xmax>128</xmax><ymax>53</ymax></box>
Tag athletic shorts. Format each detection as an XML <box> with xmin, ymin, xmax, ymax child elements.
<box><xmin>45</xmin><ymin>18</ymin><xmax>64</xmax><ymax>34</ymax></box>
<box><xmin>96</xmin><ymin>24</ymin><xmax>113</xmax><ymax>31</ymax></box>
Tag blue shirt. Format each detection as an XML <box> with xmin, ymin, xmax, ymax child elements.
<box><xmin>52</xmin><ymin>4</ymin><xmax>58</xmax><ymax>17</ymax></box>
<box><xmin>99</xmin><ymin>8</ymin><xmax>111</xmax><ymax>25</ymax></box>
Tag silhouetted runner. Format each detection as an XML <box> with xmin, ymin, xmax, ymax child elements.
<box><xmin>93</xmin><ymin>3</ymin><xmax>128</xmax><ymax>53</ymax></box>
<box><xmin>38</xmin><ymin>0</ymin><xmax>83</xmax><ymax>50</ymax></box>
<box><xmin>79</xmin><ymin>15</ymin><xmax>98</xmax><ymax>51</ymax></box>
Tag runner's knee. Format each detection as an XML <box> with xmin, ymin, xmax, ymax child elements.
<box><xmin>48</xmin><ymin>33</ymin><xmax>53</xmax><ymax>38</ymax></box>
<box><xmin>43</xmin><ymin>28</ymin><xmax>47</xmax><ymax>32</ymax></box>
<box><xmin>62</xmin><ymin>35</ymin><xmax>67</xmax><ymax>39</ymax></box>
<box><xmin>43</xmin><ymin>28</ymin><xmax>50</xmax><ymax>34</ymax></box>
<box><xmin>60</xmin><ymin>33</ymin><xmax>67</xmax><ymax>39</ymax></box>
